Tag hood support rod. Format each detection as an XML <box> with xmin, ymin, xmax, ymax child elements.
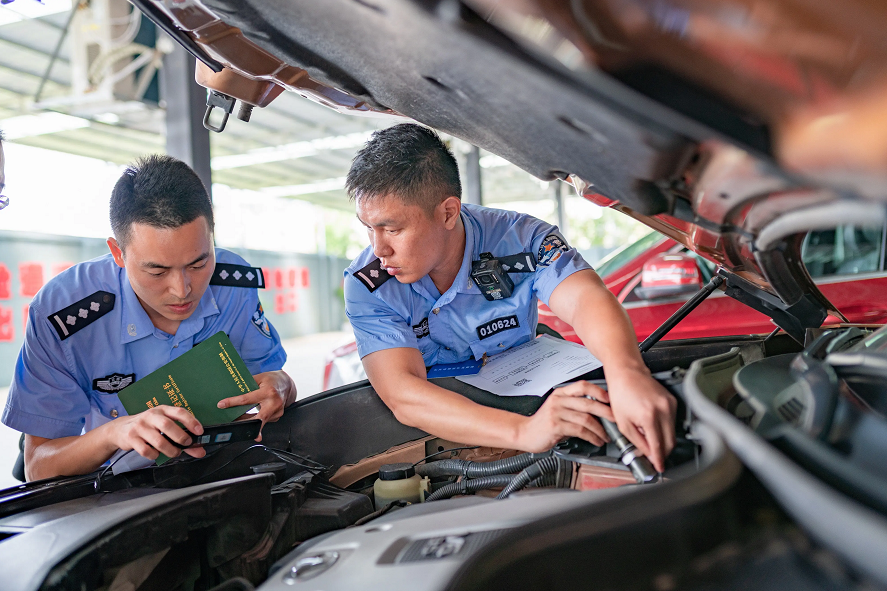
<box><xmin>639</xmin><ymin>275</ymin><xmax>725</xmax><ymax>353</ymax></box>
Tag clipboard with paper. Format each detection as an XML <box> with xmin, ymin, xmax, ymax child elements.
<box><xmin>456</xmin><ymin>335</ymin><xmax>602</xmax><ymax>397</ymax></box>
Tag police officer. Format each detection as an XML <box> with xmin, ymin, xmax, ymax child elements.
<box><xmin>344</xmin><ymin>124</ymin><xmax>676</xmax><ymax>472</ymax></box>
<box><xmin>2</xmin><ymin>155</ymin><xmax>297</xmax><ymax>480</ymax></box>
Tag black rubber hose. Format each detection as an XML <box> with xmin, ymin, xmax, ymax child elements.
<box><xmin>425</xmin><ymin>475</ymin><xmax>515</xmax><ymax>502</ymax></box>
<box><xmin>528</xmin><ymin>472</ymin><xmax>557</xmax><ymax>488</ymax></box>
<box><xmin>416</xmin><ymin>453</ymin><xmax>544</xmax><ymax>479</ymax></box>
<box><xmin>496</xmin><ymin>456</ymin><xmax>561</xmax><ymax>499</ymax></box>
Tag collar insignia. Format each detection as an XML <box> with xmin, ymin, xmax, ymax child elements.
<box><xmin>211</xmin><ymin>263</ymin><xmax>265</xmax><ymax>288</ymax></box>
<box><xmin>355</xmin><ymin>258</ymin><xmax>392</xmax><ymax>292</ymax></box>
<box><xmin>48</xmin><ymin>291</ymin><xmax>115</xmax><ymax>341</ymax></box>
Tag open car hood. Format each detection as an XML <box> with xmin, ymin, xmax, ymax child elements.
<box><xmin>139</xmin><ymin>0</ymin><xmax>887</xmax><ymax>339</ymax></box>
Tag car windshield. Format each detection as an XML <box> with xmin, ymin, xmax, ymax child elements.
<box><xmin>593</xmin><ymin>231</ymin><xmax>663</xmax><ymax>278</ymax></box>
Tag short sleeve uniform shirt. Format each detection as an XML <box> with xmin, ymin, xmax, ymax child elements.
<box><xmin>344</xmin><ymin>203</ymin><xmax>592</xmax><ymax>365</ymax></box>
<box><xmin>2</xmin><ymin>248</ymin><xmax>286</xmax><ymax>440</ymax></box>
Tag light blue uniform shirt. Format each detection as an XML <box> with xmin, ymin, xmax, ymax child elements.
<box><xmin>2</xmin><ymin>248</ymin><xmax>286</xmax><ymax>440</ymax></box>
<box><xmin>344</xmin><ymin>203</ymin><xmax>592</xmax><ymax>366</ymax></box>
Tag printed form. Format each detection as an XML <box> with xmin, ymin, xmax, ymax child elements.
<box><xmin>457</xmin><ymin>335</ymin><xmax>602</xmax><ymax>397</ymax></box>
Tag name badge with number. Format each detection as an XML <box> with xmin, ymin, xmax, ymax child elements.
<box><xmin>476</xmin><ymin>315</ymin><xmax>520</xmax><ymax>340</ymax></box>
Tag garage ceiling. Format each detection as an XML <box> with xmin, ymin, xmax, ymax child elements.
<box><xmin>0</xmin><ymin>1</ymin><xmax>556</xmax><ymax>212</ymax></box>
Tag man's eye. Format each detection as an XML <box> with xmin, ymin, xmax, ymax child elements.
<box><xmin>192</xmin><ymin>263</ymin><xmax>207</xmax><ymax>270</ymax></box>
<box><xmin>148</xmin><ymin>272</ymin><xmax>164</xmax><ymax>277</ymax></box>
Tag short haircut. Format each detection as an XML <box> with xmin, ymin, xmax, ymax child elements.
<box><xmin>345</xmin><ymin>123</ymin><xmax>461</xmax><ymax>215</ymax></box>
<box><xmin>110</xmin><ymin>154</ymin><xmax>213</xmax><ymax>249</ymax></box>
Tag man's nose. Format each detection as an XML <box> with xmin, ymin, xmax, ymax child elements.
<box><xmin>372</xmin><ymin>232</ymin><xmax>393</xmax><ymax>258</ymax></box>
<box><xmin>168</xmin><ymin>270</ymin><xmax>191</xmax><ymax>299</ymax></box>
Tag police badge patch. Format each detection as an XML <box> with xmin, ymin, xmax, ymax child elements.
<box><xmin>93</xmin><ymin>373</ymin><xmax>135</xmax><ymax>393</ymax></box>
<box><xmin>537</xmin><ymin>234</ymin><xmax>570</xmax><ymax>267</ymax></box>
<box><xmin>252</xmin><ymin>302</ymin><xmax>272</xmax><ymax>338</ymax></box>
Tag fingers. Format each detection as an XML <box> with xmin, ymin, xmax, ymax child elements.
<box><xmin>552</xmin><ymin>381</ymin><xmax>610</xmax><ymax>403</ymax></box>
<box><xmin>535</xmin><ymin>393</ymin><xmax>612</xmax><ymax>447</ymax></box>
<box><xmin>220</xmin><ymin>386</ymin><xmax>285</xmax><ymax>423</ymax></box>
<box><xmin>142</xmin><ymin>428</ymin><xmax>185</xmax><ymax>459</ymax></box>
<box><xmin>118</xmin><ymin>406</ymin><xmax>205</xmax><ymax>460</ymax></box>
<box><xmin>217</xmin><ymin>391</ymin><xmax>259</xmax><ymax>410</ymax></box>
<box><xmin>184</xmin><ymin>447</ymin><xmax>207</xmax><ymax>459</ymax></box>
<box><xmin>556</xmin><ymin>394</ymin><xmax>616</xmax><ymax>422</ymax></box>
<box><xmin>555</xmin><ymin>410</ymin><xmax>608</xmax><ymax>446</ymax></box>
<box><xmin>154</xmin><ymin>405</ymin><xmax>203</xmax><ymax>436</ymax></box>
<box><xmin>619</xmin><ymin>420</ymin><xmax>654</xmax><ymax>466</ymax></box>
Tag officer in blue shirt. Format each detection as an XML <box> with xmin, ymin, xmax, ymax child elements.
<box><xmin>2</xmin><ymin>155</ymin><xmax>297</xmax><ymax>480</ymax></box>
<box><xmin>344</xmin><ymin>124</ymin><xmax>676</xmax><ymax>472</ymax></box>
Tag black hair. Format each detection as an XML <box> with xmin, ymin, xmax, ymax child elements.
<box><xmin>110</xmin><ymin>154</ymin><xmax>213</xmax><ymax>249</ymax></box>
<box><xmin>0</xmin><ymin>128</ymin><xmax>5</xmax><ymax>143</ymax></box>
<box><xmin>345</xmin><ymin>123</ymin><xmax>461</xmax><ymax>214</ymax></box>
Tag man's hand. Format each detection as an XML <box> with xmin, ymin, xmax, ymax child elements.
<box><xmin>516</xmin><ymin>381</ymin><xmax>615</xmax><ymax>452</ymax></box>
<box><xmin>547</xmin><ymin>269</ymin><xmax>678</xmax><ymax>473</ymax></box>
<box><xmin>605</xmin><ymin>368</ymin><xmax>677</xmax><ymax>472</ymax></box>
<box><xmin>25</xmin><ymin>406</ymin><xmax>208</xmax><ymax>481</ymax></box>
<box><xmin>216</xmin><ymin>370</ymin><xmax>297</xmax><ymax>438</ymax></box>
<box><xmin>107</xmin><ymin>405</ymin><xmax>206</xmax><ymax>461</ymax></box>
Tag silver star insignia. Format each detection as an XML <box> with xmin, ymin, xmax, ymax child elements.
<box><xmin>370</xmin><ymin>269</ymin><xmax>379</xmax><ymax>278</ymax></box>
<box><xmin>90</xmin><ymin>302</ymin><xmax>100</xmax><ymax>312</ymax></box>
<box><xmin>246</xmin><ymin>271</ymin><xmax>255</xmax><ymax>281</ymax></box>
<box><xmin>66</xmin><ymin>315</ymin><xmax>76</xmax><ymax>326</ymax></box>
<box><xmin>78</xmin><ymin>308</ymin><xmax>88</xmax><ymax>318</ymax></box>
<box><xmin>233</xmin><ymin>270</ymin><xmax>242</xmax><ymax>280</ymax></box>
<box><xmin>219</xmin><ymin>270</ymin><xmax>229</xmax><ymax>280</ymax></box>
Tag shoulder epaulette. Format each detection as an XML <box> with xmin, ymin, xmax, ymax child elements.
<box><xmin>354</xmin><ymin>258</ymin><xmax>392</xmax><ymax>292</ymax></box>
<box><xmin>210</xmin><ymin>263</ymin><xmax>265</xmax><ymax>288</ymax></box>
<box><xmin>47</xmin><ymin>290</ymin><xmax>115</xmax><ymax>341</ymax></box>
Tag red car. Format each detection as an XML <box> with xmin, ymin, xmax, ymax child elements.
<box><xmin>325</xmin><ymin>222</ymin><xmax>887</xmax><ymax>389</ymax></box>
<box><xmin>542</xmin><ymin>221</ymin><xmax>887</xmax><ymax>344</ymax></box>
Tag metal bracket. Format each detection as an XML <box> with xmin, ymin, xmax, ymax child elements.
<box><xmin>203</xmin><ymin>91</ymin><xmax>237</xmax><ymax>133</ymax></box>
<box><xmin>718</xmin><ymin>269</ymin><xmax>826</xmax><ymax>344</ymax></box>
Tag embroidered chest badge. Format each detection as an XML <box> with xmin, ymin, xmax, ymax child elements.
<box><xmin>413</xmin><ymin>317</ymin><xmax>430</xmax><ymax>339</ymax></box>
<box><xmin>94</xmin><ymin>373</ymin><xmax>135</xmax><ymax>393</ymax></box>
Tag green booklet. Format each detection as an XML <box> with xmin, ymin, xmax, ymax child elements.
<box><xmin>118</xmin><ymin>331</ymin><xmax>259</xmax><ymax>463</ymax></box>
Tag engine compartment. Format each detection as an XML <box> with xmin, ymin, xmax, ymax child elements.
<box><xmin>1</xmin><ymin>329</ymin><xmax>885</xmax><ymax>590</ymax></box>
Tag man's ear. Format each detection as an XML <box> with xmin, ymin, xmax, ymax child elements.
<box><xmin>439</xmin><ymin>196</ymin><xmax>462</xmax><ymax>230</ymax></box>
<box><xmin>107</xmin><ymin>238</ymin><xmax>125</xmax><ymax>269</ymax></box>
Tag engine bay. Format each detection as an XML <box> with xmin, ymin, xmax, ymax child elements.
<box><xmin>0</xmin><ymin>327</ymin><xmax>884</xmax><ymax>590</ymax></box>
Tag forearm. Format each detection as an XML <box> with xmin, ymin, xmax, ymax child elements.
<box><xmin>576</xmin><ymin>295</ymin><xmax>648</xmax><ymax>378</ymax></box>
<box><xmin>550</xmin><ymin>271</ymin><xmax>648</xmax><ymax>378</ymax></box>
<box><xmin>384</xmin><ymin>375</ymin><xmax>527</xmax><ymax>448</ymax></box>
<box><xmin>25</xmin><ymin>426</ymin><xmax>120</xmax><ymax>481</ymax></box>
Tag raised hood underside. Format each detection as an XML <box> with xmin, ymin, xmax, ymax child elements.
<box><xmin>142</xmin><ymin>0</ymin><xmax>887</xmax><ymax>339</ymax></box>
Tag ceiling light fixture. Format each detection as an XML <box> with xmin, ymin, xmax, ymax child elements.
<box><xmin>259</xmin><ymin>177</ymin><xmax>347</xmax><ymax>198</ymax></box>
<box><xmin>212</xmin><ymin>131</ymin><xmax>374</xmax><ymax>170</ymax></box>
<box><xmin>2</xmin><ymin>112</ymin><xmax>91</xmax><ymax>139</ymax></box>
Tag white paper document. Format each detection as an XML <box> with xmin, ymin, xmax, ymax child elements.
<box><xmin>456</xmin><ymin>335</ymin><xmax>602</xmax><ymax>397</ymax></box>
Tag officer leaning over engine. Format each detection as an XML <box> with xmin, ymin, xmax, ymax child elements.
<box><xmin>344</xmin><ymin>124</ymin><xmax>677</xmax><ymax>472</ymax></box>
<box><xmin>2</xmin><ymin>155</ymin><xmax>297</xmax><ymax>480</ymax></box>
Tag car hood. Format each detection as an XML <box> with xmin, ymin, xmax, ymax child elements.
<box><xmin>139</xmin><ymin>0</ymin><xmax>887</xmax><ymax>340</ymax></box>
